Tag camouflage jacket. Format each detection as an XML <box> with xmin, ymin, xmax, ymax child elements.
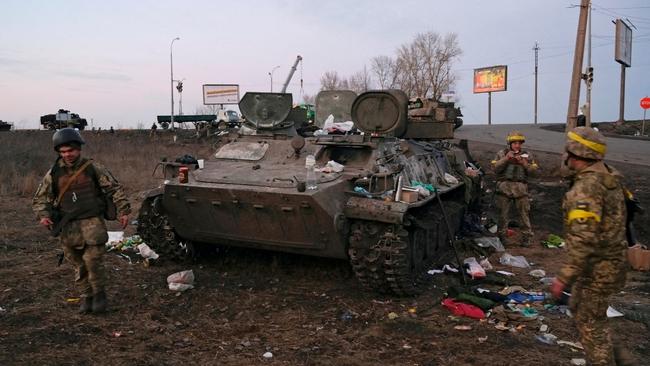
<box><xmin>557</xmin><ymin>161</ymin><xmax>628</xmax><ymax>287</ymax></box>
<box><xmin>32</xmin><ymin>157</ymin><xmax>131</xmax><ymax>220</ymax></box>
<box><xmin>491</xmin><ymin>148</ymin><xmax>539</xmax><ymax>198</ymax></box>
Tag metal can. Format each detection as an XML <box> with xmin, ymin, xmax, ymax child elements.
<box><xmin>178</xmin><ymin>166</ymin><xmax>189</xmax><ymax>183</ymax></box>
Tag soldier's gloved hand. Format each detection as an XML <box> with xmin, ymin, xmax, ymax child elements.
<box><xmin>551</xmin><ymin>278</ymin><xmax>566</xmax><ymax>300</ymax></box>
<box><xmin>119</xmin><ymin>214</ymin><xmax>129</xmax><ymax>229</ymax></box>
<box><xmin>39</xmin><ymin>217</ymin><xmax>54</xmax><ymax>229</ymax></box>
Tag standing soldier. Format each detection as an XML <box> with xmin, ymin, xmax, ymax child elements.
<box><xmin>32</xmin><ymin>128</ymin><xmax>131</xmax><ymax>314</ymax></box>
<box><xmin>551</xmin><ymin>127</ymin><xmax>634</xmax><ymax>365</ymax></box>
<box><xmin>491</xmin><ymin>131</ymin><xmax>539</xmax><ymax>246</ymax></box>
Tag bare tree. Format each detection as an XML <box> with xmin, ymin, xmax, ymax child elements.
<box><xmin>348</xmin><ymin>65</ymin><xmax>372</xmax><ymax>94</ymax></box>
<box><xmin>301</xmin><ymin>93</ymin><xmax>315</xmax><ymax>105</ymax></box>
<box><xmin>371</xmin><ymin>55</ymin><xmax>397</xmax><ymax>90</ymax></box>
<box><xmin>394</xmin><ymin>32</ymin><xmax>462</xmax><ymax>99</ymax></box>
<box><xmin>320</xmin><ymin>71</ymin><xmax>349</xmax><ymax>90</ymax></box>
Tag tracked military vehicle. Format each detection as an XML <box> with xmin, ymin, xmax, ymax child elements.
<box><xmin>137</xmin><ymin>90</ymin><xmax>481</xmax><ymax>295</ymax></box>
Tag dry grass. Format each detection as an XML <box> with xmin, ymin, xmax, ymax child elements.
<box><xmin>0</xmin><ymin>129</ymin><xmax>214</xmax><ymax>197</ymax></box>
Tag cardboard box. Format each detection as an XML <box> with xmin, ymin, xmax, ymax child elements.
<box><xmin>627</xmin><ymin>246</ymin><xmax>650</xmax><ymax>271</ymax></box>
<box><xmin>400</xmin><ymin>188</ymin><xmax>419</xmax><ymax>203</ymax></box>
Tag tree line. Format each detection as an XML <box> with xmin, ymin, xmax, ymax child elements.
<box><xmin>318</xmin><ymin>31</ymin><xmax>461</xmax><ymax>101</ymax></box>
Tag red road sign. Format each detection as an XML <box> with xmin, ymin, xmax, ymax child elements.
<box><xmin>641</xmin><ymin>97</ymin><xmax>650</xmax><ymax>110</ymax></box>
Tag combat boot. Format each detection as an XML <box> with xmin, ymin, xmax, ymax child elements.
<box><xmin>614</xmin><ymin>344</ymin><xmax>638</xmax><ymax>366</ymax></box>
<box><xmin>92</xmin><ymin>291</ymin><xmax>107</xmax><ymax>313</ymax></box>
<box><xmin>79</xmin><ymin>296</ymin><xmax>93</xmax><ymax>314</ymax></box>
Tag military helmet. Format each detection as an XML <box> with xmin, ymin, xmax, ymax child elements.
<box><xmin>52</xmin><ymin>128</ymin><xmax>85</xmax><ymax>151</ymax></box>
<box><xmin>506</xmin><ymin>130</ymin><xmax>526</xmax><ymax>143</ymax></box>
<box><xmin>565</xmin><ymin>126</ymin><xmax>606</xmax><ymax>160</ymax></box>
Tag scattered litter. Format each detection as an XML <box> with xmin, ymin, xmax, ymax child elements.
<box><xmin>487</xmin><ymin>224</ymin><xmax>498</xmax><ymax>234</ymax></box>
<box><xmin>496</xmin><ymin>270</ymin><xmax>515</xmax><ymax>277</ymax></box>
<box><xmin>387</xmin><ymin>312</ymin><xmax>399</xmax><ymax>320</ymax></box>
<box><xmin>442</xmin><ymin>298</ymin><xmax>485</xmax><ymax>319</ymax></box>
<box><xmin>443</xmin><ymin>264</ymin><xmax>459</xmax><ymax>273</ymax></box>
<box><xmin>408</xmin><ymin>308</ymin><xmax>417</xmax><ymax>314</ymax></box>
<box><xmin>474</xmin><ymin>237</ymin><xmax>505</xmax><ymax>252</ymax></box>
<box><xmin>167</xmin><ymin>270</ymin><xmax>195</xmax><ymax>292</ymax></box>
<box><xmin>542</xmin><ymin>234</ymin><xmax>565</xmax><ymax>248</ymax></box>
<box><xmin>606</xmin><ymin>306</ymin><xmax>624</xmax><ymax>318</ymax></box>
<box><xmin>570</xmin><ymin>358</ymin><xmax>586</xmax><ymax>366</ymax></box>
<box><xmin>112</xmin><ymin>331</ymin><xmax>122</xmax><ymax>338</ymax></box>
<box><xmin>65</xmin><ymin>297</ymin><xmax>80</xmax><ymax>303</ymax></box>
<box><xmin>262</xmin><ymin>352</ymin><xmax>273</xmax><ymax>359</ymax></box>
<box><xmin>444</xmin><ymin>173</ymin><xmax>459</xmax><ymax>184</ymax></box>
<box><xmin>107</xmin><ymin>234</ymin><xmax>144</xmax><ymax>252</ymax></box>
<box><xmin>0</xmin><ymin>306</ymin><xmax>5</xmax><ymax>312</ymax></box>
<box><xmin>479</xmin><ymin>258</ymin><xmax>493</xmax><ymax>271</ymax></box>
<box><xmin>528</xmin><ymin>269</ymin><xmax>546</xmax><ymax>278</ymax></box>
<box><xmin>494</xmin><ymin>323</ymin><xmax>510</xmax><ymax>331</ymax></box>
<box><xmin>106</xmin><ymin>231</ymin><xmax>124</xmax><ymax>246</ymax></box>
<box><xmin>340</xmin><ymin>310</ymin><xmax>353</xmax><ymax>322</ymax></box>
<box><xmin>463</xmin><ymin>257</ymin><xmax>486</xmax><ymax>279</ymax></box>
<box><xmin>478</xmin><ymin>336</ymin><xmax>488</xmax><ymax>343</ymax></box>
<box><xmin>558</xmin><ymin>340</ymin><xmax>584</xmax><ymax>350</ymax></box>
<box><xmin>320</xmin><ymin>160</ymin><xmax>344</xmax><ymax>173</ymax></box>
<box><xmin>454</xmin><ymin>325</ymin><xmax>472</xmax><ymax>331</ymax></box>
<box><xmin>499</xmin><ymin>253</ymin><xmax>531</xmax><ymax>268</ymax></box>
<box><xmin>539</xmin><ymin>324</ymin><xmax>548</xmax><ymax>332</ymax></box>
<box><xmin>535</xmin><ymin>333</ymin><xmax>558</xmax><ymax>345</ymax></box>
<box><xmin>353</xmin><ymin>186</ymin><xmax>373</xmax><ymax>198</ymax></box>
<box><xmin>427</xmin><ymin>269</ymin><xmax>444</xmax><ymax>275</ymax></box>
<box><xmin>402</xmin><ymin>343</ymin><xmax>412</xmax><ymax>349</ymax></box>
<box><xmin>136</xmin><ymin>243</ymin><xmax>159</xmax><ymax>260</ymax></box>
<box><xmin>539</xmin><ymin>277</ymin><xmax>554</xmax><ymax>286</ymax></box>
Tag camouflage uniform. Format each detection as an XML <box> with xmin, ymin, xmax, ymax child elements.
<box><xmin>557</xmin><ymin>127</ymin><xmax>629</xmax><ymax>366</ymax></box>
<box><xmin>33</xmin><ymin>157</ymin><xmax>131</xmax><ymax>300</ymax></box>
<box><xmin>491</xmin><ymin>131</ymin><xmax>539</xmax><ymax>245</ymax></box>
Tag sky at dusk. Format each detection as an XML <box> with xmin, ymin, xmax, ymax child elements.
<box><xmin>1</xmin><ymin>0</ymin><xmax>649</xmax><ymax>129</ymax></box>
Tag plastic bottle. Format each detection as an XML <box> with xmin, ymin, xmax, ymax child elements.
<box><xmin>305</xmin><ymin>155</ymin><xmax>317</xmax><ymax>190</ymax></box>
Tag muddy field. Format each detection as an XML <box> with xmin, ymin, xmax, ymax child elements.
<box><xmin>1</xmin><ymin>130</ymin><xmax>649</xmax><ymax>366</ymax></box>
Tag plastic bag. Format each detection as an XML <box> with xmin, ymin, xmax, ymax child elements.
<box><xmin>463</xmin><ymin>257</ymin><xmax>486</xmax><ymax>279</ymax></box>
<box><xmin>499</xmin><ymin>253</ymin><xmax>531</xmax><ymax>268</ymax></box>
<box><xmin>167</xmin><ymin>270</ymin><xmax>195</xmax><ymax>292</ymax></box>
<box><xmin>474</xmin><ymin>237</ymin><xmax>505</xmax><ymax>252</ymax></box>
<box><xmin>137</xmin><ymin>243</ymin><xmax>159</xmax><ymax>260</ymax></box>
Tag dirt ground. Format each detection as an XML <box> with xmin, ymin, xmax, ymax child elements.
<box><xmin>1</xmin><ymin>130</ymin><xmax>649</xmax><ymax>366</ymax></box>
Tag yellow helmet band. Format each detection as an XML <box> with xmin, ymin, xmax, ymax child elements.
<box><xmin>507</xmin><ymin>135</ymin><xmax>525</xmax><ymax>142</ymax></box>
<box><xmin>567</xmin><ymin>131</ymin><xmax>606</xmax><ymax>154</ymax></box>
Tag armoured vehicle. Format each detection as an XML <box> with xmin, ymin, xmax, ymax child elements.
<box><xmin>0</xmin><ymin>120</ymin><xmax>12</xmax><ymax>131</ymax></box>
<box><xmin>137</xmin><ymin>90</ymin><xmax>481</xmax><ymax>295</ymax></box>
<box><xmin>40</xmin><ymin>109</ymin><xmax>88</xmax><ymax>130</ymax></box>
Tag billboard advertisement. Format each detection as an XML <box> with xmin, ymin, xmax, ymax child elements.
<box><xmin>203</xmin><ymin>84</ymin><xmax>240</xmax><ymax>105</ymax></box>
<box><xmin>615</xmin><ymin>19</ymin><xmax>632</xmax><ymax>67</ymax></box>
<box><xmin>473</xmin><ymin>65</ymin><xmax>507</xmax><ymax>93</ymax></box>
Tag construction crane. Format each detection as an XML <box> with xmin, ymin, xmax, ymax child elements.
<box><xmin>281</xmin><ymin>55</ymin><xmax>302</xmax><ymax>93</ymax></box>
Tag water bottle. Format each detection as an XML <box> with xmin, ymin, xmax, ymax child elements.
<box><xmin>305</xmin><ymin>155</ymin><xmax>317</xmax><ymax>190</ymax></box>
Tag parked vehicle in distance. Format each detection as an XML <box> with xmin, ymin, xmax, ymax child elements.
<box><xmin>40</xmin><ymin>109</ymin><xmax>88</xmax><ymax>130</ymax></box>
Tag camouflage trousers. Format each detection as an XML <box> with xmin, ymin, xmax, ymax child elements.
<box><xmin>60</xmin><ymin>216</ymin><xmax>109</xmax><ymax>297</ymax></box>
<box><xmin>570</xmin><ymin>281</ymin><xmax>623</xmax><ymax>366</ymax></box>
<box><xmin>495</xmin><ymin>193</ymin><xmax>532</xmax><ymax>241</ymax></box>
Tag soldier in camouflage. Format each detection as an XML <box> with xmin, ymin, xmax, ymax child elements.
<box><xmin>491</xmin><ymin>131</ymin><xmax>539</xmax><ymax>246</ymax></box>
<box><xmin>32</xmin><ymin>128</ymin><xmax>131</xmax><ymax>314</ymax></box>
<box><xmin>551</xmin><ymin>127</ymin><xmax>634</xmax><ymax>366</ymax></box>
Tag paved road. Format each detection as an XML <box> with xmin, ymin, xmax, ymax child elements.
<box><xmin>455</xmin><ymin>123</ymin><xmax>650</xmax><ymax>166</ymax></box>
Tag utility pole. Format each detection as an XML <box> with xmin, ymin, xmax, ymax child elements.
<box><xmin>585</xmin><ymin>0</ymin><xmax>592</xmax><ymax>126</ymax></box>
<box><xmin>566</xmin><ymin>0</ymin><xmax>589</xmax><ymax>132</ymax></box>
<box><xmin>533</xmin><ymin>41</ymin><xmax>540</xmax><ymax>124</ymax></box>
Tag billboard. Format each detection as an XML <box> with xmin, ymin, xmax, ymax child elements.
<box><xmin>615</xmin><ymin>19</ymin><xmax>632</xmax><ymax>67</ymax></box>
<box><xmin>203</xmin><ymin>84</ymin><xmax>240</xmax><ymax>105</ymax></box>
<box><xmin>473</xmin><ymin>65</ymin><xmax>507</xmax><ymax>93</ymax></box>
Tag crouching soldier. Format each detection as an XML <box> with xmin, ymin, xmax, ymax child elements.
<box><xmin>491</xmin><ymin>131</ymin><xmax>539</xmax><ymax>246</ymax></box>
<box><xmin>32</xmin><ymin>128</ymin><xmax>131</xmax><ymax>314</ymax></box>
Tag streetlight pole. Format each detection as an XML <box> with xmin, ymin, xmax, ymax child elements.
<box><xmin>269</xmin><ymin>65</ymin><xmax>280</xmax><ymax>92</ymax></box>
<box><xmin>170</xmin><ymin>37</ymin><xmax>180</xmax><ymax>130</ymax></box>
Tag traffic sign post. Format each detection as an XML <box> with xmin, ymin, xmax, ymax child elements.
<box><xmin>641</xmin><ymin>97</ymin><xmax>650</xmax><ymax>136</ymax></box>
